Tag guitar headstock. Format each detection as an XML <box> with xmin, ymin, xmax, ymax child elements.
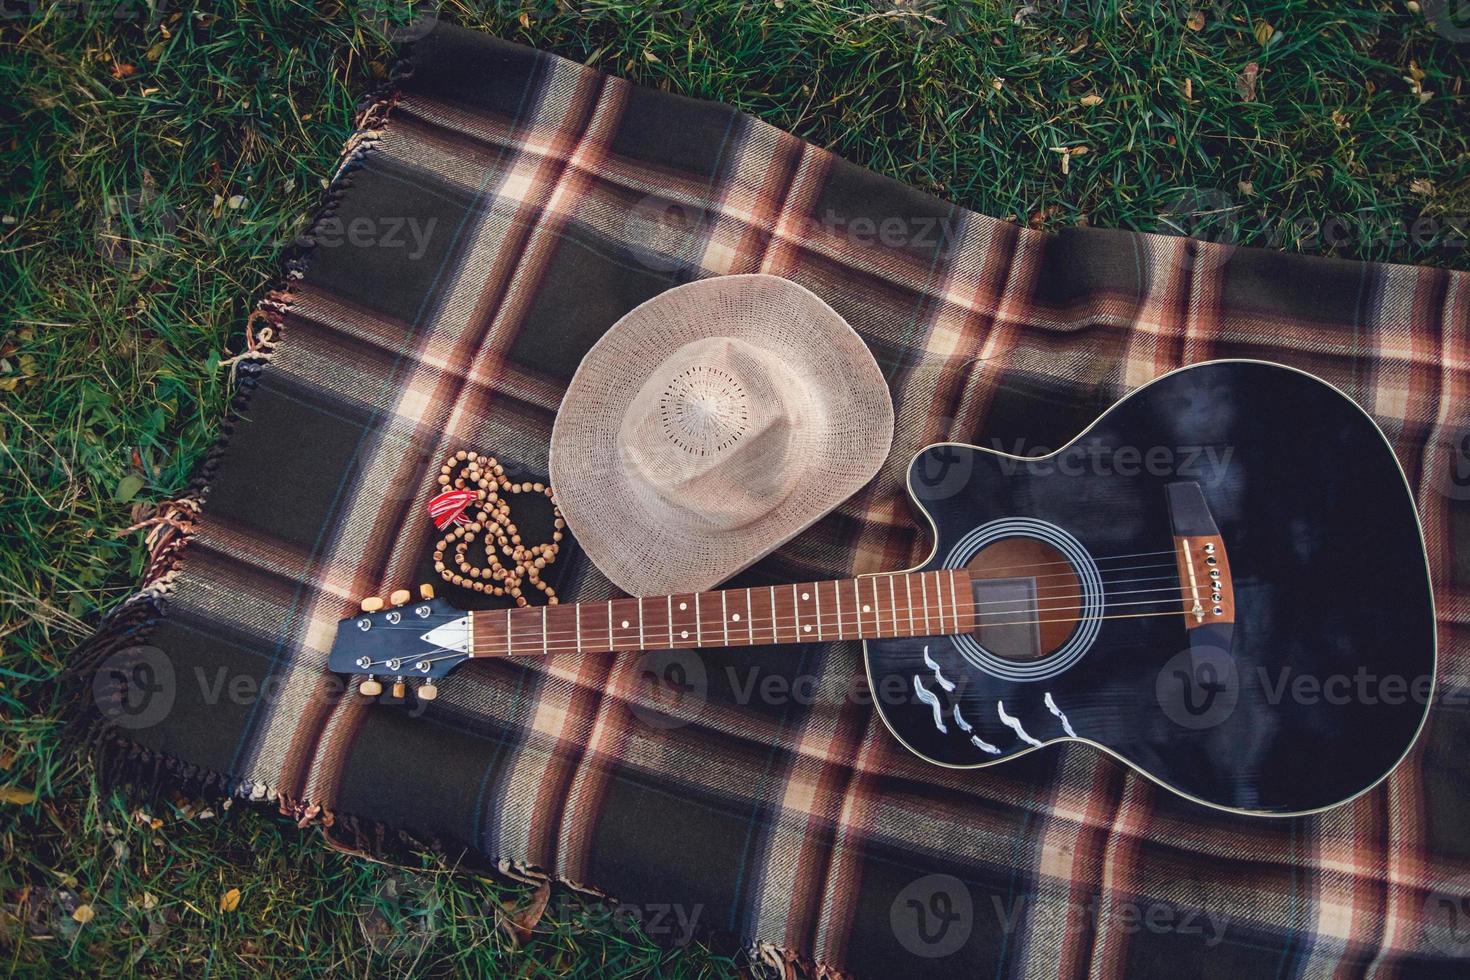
<box><xmin>327</xmin><ymin>585</ymin><xmax>473</xmax><ymax>702</ymax></box>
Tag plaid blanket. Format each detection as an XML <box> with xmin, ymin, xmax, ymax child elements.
<box><xmin>78</xmin><ymin>22</ymin><xmax>1470</xmax><ymax>976</ymax></box>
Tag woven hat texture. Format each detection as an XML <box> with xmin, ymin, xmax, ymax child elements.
<box><xmin>550</xmin><ymin>274</ymin><xmax>895</xmax><ymax>595</ymax></box>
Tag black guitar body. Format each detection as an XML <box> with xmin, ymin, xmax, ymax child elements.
<box><xmin>865</xmin><ymin>360</ymin><xmax>1435</xmax><ymax>815</ymax></box>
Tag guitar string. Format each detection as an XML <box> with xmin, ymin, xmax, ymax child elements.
<box><xmin>366</xmin><ymin>601</ymin><xmax>1212</xmax><ymax>670</ymax></box>
<box><xmin>486</xmin><ymin>592</ymin><xmax>1212</xmax><ymax>641</ymax></box>
<box><xmin>347</xmin><ymin>570</ymin><xmax>1205</xmax><ymax>639</ymax></box>
<box><xmin>351</xmin><ymin>574</ymin><xmax>1199</xmax><ymax>642</ymax></box>
<box><xmin>925</xmin><ymin>547</ymin><xmax>1179</xmax><ymax>574</ymax></box>
<box><xmin>372</xmin><ymin>602</ymin><xmax>1214</xmax><ymax>669</ymax></box>
<box><xmin>352</xmin><ymin>587</ymin><xmax>1222</xmax><ymax>666</ymax></box>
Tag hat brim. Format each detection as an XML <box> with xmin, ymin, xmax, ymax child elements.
<box><xmin>549</xmin><ymin>274</ymin><xmax>895</xmax><ymax>596</ymax></box>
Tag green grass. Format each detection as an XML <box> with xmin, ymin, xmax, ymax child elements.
<box><xmin>1</xmin><ymin>0</ymin><xmax>1466</xmax><ymax>974</ymax></box>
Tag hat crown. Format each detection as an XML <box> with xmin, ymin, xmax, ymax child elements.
<box><xmin>548</xmin><ymin>273</ymin><xmax>895</xmax><ymax>595</ymax></box>
<box><xmin>619</xmin><ymin>336</ymin><xmax>810</xmax><ymax>530</ymax></box>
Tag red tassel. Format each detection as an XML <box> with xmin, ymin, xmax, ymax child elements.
<box><xmin>427</xmin><ymin>488</ymin><xmax>478</xmax><ymax>530</ymax></box>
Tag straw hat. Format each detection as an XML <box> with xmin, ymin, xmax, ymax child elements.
<box><xmin>549</xmin><ymin>274</ymin><xmax>894</xmax><ymax>595</ymax></box>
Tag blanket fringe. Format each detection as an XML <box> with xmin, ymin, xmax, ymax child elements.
<box><xmin>62</xmin><ymin>76</ymin><xmax>405</xmax><ymax>790</ymax></box>
<box><xmin>59</xmin><ymin>31</ymin><xmax>850</xmax><ymax>979</ymax></box>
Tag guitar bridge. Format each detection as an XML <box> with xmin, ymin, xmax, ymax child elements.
<box><xmin>1165</xmin><ymin>482</ymin><xmax>1235</xmax><ymax>628</ymax></box>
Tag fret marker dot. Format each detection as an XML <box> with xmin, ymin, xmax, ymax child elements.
<box><xmin>621</xmin><ymin>620</ymin><xmax>630</xmax><ymax>629</ymax></box>
<box><xmin>803</xmin><ymin>625</ymin><xmax>812</xmax><ymax>633</ymax></box>
<box><xmin>678</xmin><ymin>602</ymin><xmax>687</xmax><ymax>610</ymax></box>
<box><xmin>731</xmin><ymin>613</ymin><xmax>741</xmax><ymax>622</ymax></box>
<box><xmin>680</xmin><ymin>630</ymin><xmax>689</xmax><ymax>639</ymax></box>
<box><xmin>801</xmin><ymin>592</ymin><xmax>810</xmax><ymax>600</ymax></box>
<box><xmin>862</xmin><ymin>604</ymin><xmax>871</xmax><ymax>613</ymax></box>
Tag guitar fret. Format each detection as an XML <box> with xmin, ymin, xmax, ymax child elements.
<box><xmin>769</xmin><ymin>588</ymin><xmax>778</xmax><ymax>645</ymax></box>
<box><xmin>636</xmin><ymin>596</ymin><xmax>644</xmax><ymax>649</ymax></box>
<box><xmin>506</xmin><ymin>608</ymin><xmax>513</xmax><ymax>657</ymax></box>
<box><xmin>721</xmin><ymin>591</ymin><xmax>729</xmax><ymax>646</ymax></box>
<box><xmin>902</xmin><ymin>574</ymin><xmax>912</xmax><ymax>635</ymax></box>
<box><xmin>667</xmin><ymin>595</ymin><xmax>674</xmax><ymax>647</ymax></box>
<box><xmin>695</xmin><ymin>593</ymin><xmax>703</xmax><ymax>645</ymax></box>
<box><xmin>834</xmin><ymin>579</ymin><xmax>844</xmax><ymax>639</ymax></box>
<box><xmin>920</xmin><ymin>573</ymin><xmax>931</xmax><ymax>634</ymax></box>
<box><xmin>607</xmin><ymin>601</ymin><xmax>614</xmax><ymax>649</ymax></box>
<box><xmin>864</xmin><ymin>578</ymin><xmax>876</xmax><ymax>640</ymax></box>
<box><xmin>853</xmin><ymin>579</ymin><xmax>863</xmax><ymax>637</ymax></box>
<box><xmin>542</xmin><ymin>606</ymin><xmax>548</xmax><ymax>656</ymax></box>
<box><xmin>673</xmin><ymin>595</ymin><xmax>693</xmax><ymax>643</ymax></box>
<box><xmin>887</xmin><ymin>576</ymin><xmax>898</xmax><ymax>638</ymax></box>
<box><xmin>941</xmin><ymin>571</ymin><xmax>952</xmax><ymax>633</ymax></box>
<box><xmin>746</xmin><ymin>589</ymin><xmax>754</xmax><ymax>644</ymax></box>
<box><xmin>929</xmin><ymin>572</ymin><xmax>941</xmax><ymax>633</ymax></box>
<box><xmin>791</xmin><ymin>584</ymin><xmax>801</xmax><ymax>641</ymax></box>
<box><xmin>814</xmin><ymin>582</ymin><xmax>824</xmax><ymax>640</ymax></box>
<box><xmin>949</xmin><ymin>569</ymin><xmax>960</xmax><ymax>632</ymax></box>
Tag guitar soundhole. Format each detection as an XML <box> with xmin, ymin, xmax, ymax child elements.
<box><xmin>965</xmin><ymin>537</ymin><xmax>1081</xmax><ymax>662</ymax></box>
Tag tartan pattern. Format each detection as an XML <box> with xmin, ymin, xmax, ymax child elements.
<box><xmin>84</xmin><ymin>23</ymin><xmax>1470</xmax><ymax>976</ymax></box>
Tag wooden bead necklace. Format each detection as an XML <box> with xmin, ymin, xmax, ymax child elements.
<box><xmin>431</xmin><ymin>450</ymin><xmax>564</xmax><ymax>606</ymax></box>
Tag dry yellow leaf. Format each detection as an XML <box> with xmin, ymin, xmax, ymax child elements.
<box><xmin>0</xmin><ymin>785</ymin><xmax>36</xmax><ymax>804</ymax></box>
<box><xmin>1080</xmin><ymin>93</ymin><xmax>1104</xmax><ymax>106</ymax></box>
<box><xmin>1186</xmin><ymin>10</ymin><xmax>1206</xmax><ymax>31</ymax></box>
<box><xmin>220</xmin><ymin>888</ymin><xmax>241</xmax><ymax>912</ymax></box>
<box><xmin>72</xmin><ymin>905</ymin><xmax>95</xmax><ymax>924</ymax></box>
<box><xmin>1254</xmin><ymin>21</ymin><xmax>1274</xmax><ymax>45</ymax></box>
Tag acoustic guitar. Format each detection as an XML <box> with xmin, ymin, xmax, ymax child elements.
<box><xmin>328</xmin><ymin>360</ymin><xmax>1435</xmax><ymax>816</ymax></box>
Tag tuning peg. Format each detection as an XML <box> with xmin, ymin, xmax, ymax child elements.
<box><xmin>417</xmin><ymin>681</ymin><xmax>438</xmax><ymax>701</ymax></box>
<box><xmin>360</xmin><ymin>596</ymin><xmax>385</xmax><ymax>612</ymax></box>
<box><xmin>389</xmin><ymin>588</ymin><xmax>411</xmax><ymax>607</ymax></box>
<box><xmin>419</xmin><ymin>582</ymin><xmax>435</xmax><ymax>600</ymax></box>
<box><xmin>359</xmin><ymin>677</ymin><xmax>383</xmax><ymax>696</ymax></box>
<box><xmin>391</xmin><ymin>678</ymin><xmax>407</xmax><ymax>699</ymax></box>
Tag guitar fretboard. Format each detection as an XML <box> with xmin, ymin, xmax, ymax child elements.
<box><xmin>469</xmin><ymin>570</ymin><xmax>975</xmax><ymax>658</ymax></box>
